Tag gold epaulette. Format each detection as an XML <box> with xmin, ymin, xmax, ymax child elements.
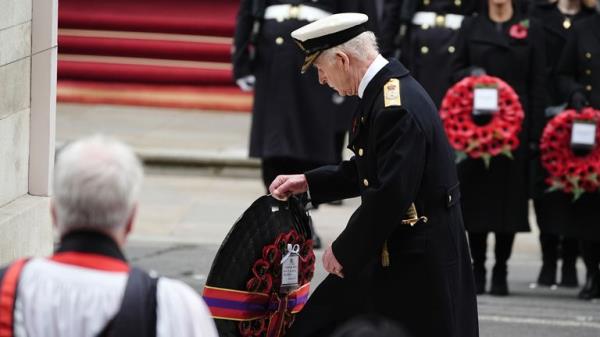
<box><xmin>383</xmin><ymin>78</ymin><xmax>401</xmax><ymax>107</ymax></box>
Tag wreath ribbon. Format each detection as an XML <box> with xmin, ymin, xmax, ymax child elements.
<box><xmin>203</xmin><ymin>283</ymin><xmax>310</xmax><ymax>337</ymax></box>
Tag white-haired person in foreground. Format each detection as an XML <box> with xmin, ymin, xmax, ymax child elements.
<box><xmin>0</xmin><ymin>135</ymin><xmax>218</xmax><ymax>337</ymax></box>
<box><xmin>268</xmin><ymin>13</ymin><xmax>479</xmax><ymax>337</ymax></box>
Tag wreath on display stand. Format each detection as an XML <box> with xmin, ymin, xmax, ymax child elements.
<box><xmin>439</xmin><ymin>75</ymin><xmax>525</xmax><ymax>168</ymax></box>
<box><xmin>540</xmin><ymin>107</ymin><xmax>600</xmax><ymax>201</ymax></box>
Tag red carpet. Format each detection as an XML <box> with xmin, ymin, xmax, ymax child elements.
<box><xmin>58</xmin><ymin>81</ymin><xmax>252</xmax><ymax>112</ymax></box>
<box><xmin>59</xmin><ymin>0</ymin><xmax>238</xmax><ymax>36</ymax></box>
<box><xmin>57</xmin><ymin>0</ymin><xmax>250</xmax><ymax>112</ymax></box>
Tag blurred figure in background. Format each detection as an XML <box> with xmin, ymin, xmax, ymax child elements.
<box><xmin>451</xmin><ymin>0</ymin><xmax>547</xmax><ymax>296</ymax></box>
<box><xmin>232</xmin><ymin>0</ymin><xmax>378</xmax><ymax>190</ymax></box>
<box><xmin>232</xmin><ymin>1</ymin><xmax>378</xmax><ymax>245</ymax></box>
<box><xmin>529</xmin><ymin>0</ymin><xmax>596</xmax><ymax>289</ymax></box>
<box><xmin>380</xmin><ymin>0</ymin><xmax>480</xmax><ymax>107</ymax></box>
<box><xmin>0</xmin><ymin>135</ymin><xmax>218</xmax><ymax>337</ymax></box>
<box><xmin>556</xmin><ymin>1</ymin><xmax>600</xmax><ymax>299</ymax></box>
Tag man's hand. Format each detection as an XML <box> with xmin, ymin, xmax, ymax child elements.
<box><xmin>268</xmin><ymin>174</ymin><xmax>308</xmax><ymax>200</ymax></box>
<box><xmin>236</xmin><ymin>75</ymin><xmax>256</xmax><ymax>92</ymax></box>
<box><xmin>323</xmin><ymin>245</ymin><xmax>344</xmax><ymax>278</ymax></box>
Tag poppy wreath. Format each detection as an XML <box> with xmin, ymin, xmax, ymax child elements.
<box><xmin>239</xmin><ymin>230</ymin><xmax>315</xmax><ymax>337</ymax></box>
<box><xmin>440</xmin><ymin>75</ymin><xmax>524</xmax><ymax>168</ymax></box>
<box><xmin>540</xmin><ymin>108</ymin><xmax>600</xmax><ymax>201</ymax></box>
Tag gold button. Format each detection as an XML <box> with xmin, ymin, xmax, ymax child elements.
<box><xmin>455</xmin><ymin>0</ymin><xmax>462</xmax><ymax>6</ymax></box>
<box><xmin>422</xmin><ymin>24</ymin><xmax>430</xmax><ymax>30</ymax></box>
<box><xmin>421</xmin><ymin>46</ymin><xmax>429</xmax><ymax>54</ymax></box>
<box><xmin>586</xmin><ymin>69</ymin><xmax>592</xmax><ymax>75</ymax></box>
<box><xmin>435</xmin><ymin>15</ymin><xmax>445</xmax><ymax>26</ymax></box>
<box><xmin>448</xmin><ymin>45</ymin><xmax>456</xmax><ymax>53</ymax></box>
<box><xmin>585</xmin><ymin>52</ymin><xmax>592</xmax><ymax>59</ymax></box>
<box><xmin>275</xmin><ymin>37</ymin><xmax>284</xmax><ymax>45</ymax></box>
<box><xmin>358</xmin><ymin>148</ymin><xmax>364</xmax><ymax>156</ymax></box>
<box><xmin>361</xmin><ymin>116</ymin><xmax>365</xmax><ymax>123</ymax></box>
<box><xmin>423</xmin><ymin>0</ymin><xmax>430</xmax><ymax>5</ymax></box>
<box><xmin>586</xmin><ymin>85</ymin><xmax>592</xmax><ymax>91</ymax></box>
<box><xmin>448</xmin><ymin>195</ymin><xmax>452</xmax><ymax>203</ymax></box>
<box><xmin>363</xmin><ymin>179</ymin><xmax>369</xmax><ymax>187</ymax></box>
<box><xmin>563</xmin><ymin>18</ymin><xmax>571</xmax><ymax>29</ymax></box>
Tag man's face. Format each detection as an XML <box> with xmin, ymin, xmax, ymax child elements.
<box><xmin>313</xmin><ymin>52</ymin><xmax>355</xmax><ymax>96</ymax></box>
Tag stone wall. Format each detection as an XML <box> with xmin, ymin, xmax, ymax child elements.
<box><xmin>0</xmin><ymin>0</ymin><xmax>57</xmax><ymax>263</ymax></box>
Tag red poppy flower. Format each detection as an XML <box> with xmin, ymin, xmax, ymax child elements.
<box><xmin>509</xmin><ymin>21</ymin><xmax>528</xmax><ymax>39</ymax></box>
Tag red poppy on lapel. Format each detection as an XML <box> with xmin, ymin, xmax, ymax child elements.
<box><xmin>509</xmin><ymin>20</ymin><xmax>529</xmax><ymax>40</ymax></box>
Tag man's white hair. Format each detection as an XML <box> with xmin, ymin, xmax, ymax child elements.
<box><xmin>52</xmin><ymin>135</ymin><xmax>143</xmax><ymax>235</ymax></box>
<box><xmin>320</xmin><ymin>31</ymin><xmax>379</xmax><ymax>64</ymax></box>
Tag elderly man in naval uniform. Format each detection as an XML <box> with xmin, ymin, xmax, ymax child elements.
<box><xmin>269</xmin><ymin>13</ymin><xmax>479</xmax><ymax>337</ymax></box>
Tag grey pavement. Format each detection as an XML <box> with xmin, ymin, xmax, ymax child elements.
<box><xmin>57</xmin><ymin>103</ymin><xmax>600</xmax><ymax>337</ymax></box>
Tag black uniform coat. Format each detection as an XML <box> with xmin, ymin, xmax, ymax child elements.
<box><xmin>380</xmin><ymin>0</ymin><xmax>480</xmax><ymax>106</ymax></box>
<box><xmin>232</xmin><ymin>0</ymin><xmax>377</xmax><ymax>164</ymax></box>
<box><xmin>554</xmin><ymin>14</ymin><xmax>600</xmax><ymax>240</ymax></box>
<box><xmin>288</xmin><ymin>60</ymin><xmax>479</xmax><ymax>337</ymax></box>
<box><xmin>451</xmin><ymin>14</ymin><xmax>547</xmax><ymax>233</ymax></box>
<box><xmin>529</xmin><ymin>3</ymin><xmax>595</xmax><ymax>234</ymax></box>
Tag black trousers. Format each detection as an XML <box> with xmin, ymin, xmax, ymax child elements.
<box><xmin>468</xmin><ymin>232</ymin><xmax>515</xmax><ymax>282</ymax></box>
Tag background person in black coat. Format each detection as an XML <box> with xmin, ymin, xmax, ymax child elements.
<box><xmin>556</xmin><ymin>6</ymin><xmax>600</xmax><ymax>299</ymax></box>
<box><xmin>451</xmin><ymin>0</ymin><xmax>547</xmax><ymax>296</ymax></box>
<box><xmin>232</xmin><ymin>0</ymin><xmax>378</xmax><ymax>191</ymax></box>
<box><xmin>380</xmin><ymin>0</ymin><xmax>481</xmax><ymax>107</ymax></box>
<box><xmin>271</xmin><ymin>13</ymin><xmax>478</xmax><ymax>337</ymax></box>
<box><xmin>529</xmin><ymin>0</ymin><xmax>596</xmax><ymax>289</ymax></box>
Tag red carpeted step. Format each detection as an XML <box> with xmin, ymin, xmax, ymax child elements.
<box><xmin>58</xmin><ymin>80</ymin><xmax>252</xmax><ymax>112</ymax></box>
<box><xmin>59</xmin><ymin>0</ymin><xmax>239</xmax><ymax>36</ymax></box>
<box><xmin>58</xmin><ymin>59</ymin><xmax>235</xmax><ymax>86</ymax></box>
<box><xmin>59</xmin><ymin>35</ymin><xmax>232</xmax><ymax>63</ymax></box>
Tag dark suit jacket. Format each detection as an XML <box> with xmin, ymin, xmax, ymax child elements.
<box><xmin>289</xmin><ymin>59</ymin><xmax>479</xmax><ymax>337</ymax></box>
<box><xmin>232</xmin><ymin>0</ymin><xmax>378</xmax><ymax>164</ymax></box>
<box><xmin>557</xmin><ymin>14</ymin><xmax>600</xmax><ymax>109</ymax></box>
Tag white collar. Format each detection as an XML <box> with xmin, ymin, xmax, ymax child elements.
<box><xmin>358</xmin><ymin>54</ymin><xmax>389</xmax><ymax>99</ymax></box>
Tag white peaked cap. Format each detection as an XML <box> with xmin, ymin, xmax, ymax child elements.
<box><xmin>290</xmin><ymin>13</ymin><xmax>369</xmax><ymax>73</ymax></box>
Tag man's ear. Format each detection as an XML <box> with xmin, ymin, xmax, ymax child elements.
<box><xmin>336</xmin><ymin>51</ymin><xmax>351</xmax><ymax>72</ymax></box>
<box><xmin>50</xmin><ymin>200</ymin><xmax>58</xmax><ymax>229</ymax></box>
<box><xmin>125</xmin><ymin>203</ymin><xmax>138</xmax><ymax>236</ymax></box>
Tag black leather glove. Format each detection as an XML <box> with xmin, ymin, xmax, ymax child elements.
<box><xmin>568</xmin><ymin>91</ymin><xmax>588</xmax><ymax>112</ymax></box>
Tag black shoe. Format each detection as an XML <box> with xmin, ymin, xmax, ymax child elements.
<box><xmin>489</xmin><ymin>283</ymin><xmax>509</xmax><ymax>296</ymax></box>
<box><xmin>578</xmin><ymin>273</ymin><xmax>599</xmax><ymax>300</ymax></box>
<box><xmin>490</xmin><ymin>264</ymin><xmax>510</xmax><ymax>296</ymax></box>
<box><xmin>537</xmin><ymin>263</ymin><xmax>557</xmax><ymax>286</ymax></box>
<box><xmin>559</xmin><ymin>264</ymin><xmax>579</xmax><ymax>288</ymax></box>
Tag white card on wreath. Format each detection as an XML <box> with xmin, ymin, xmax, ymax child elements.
<box><xmin>473</xmin><ymin>87</ymin><xmax>499</xmax><ymax>113</ymax></box>
<box><xmin>571</xmin><ymin>121</ymin><xmax>597</xmax><ymax>147</ymax></box>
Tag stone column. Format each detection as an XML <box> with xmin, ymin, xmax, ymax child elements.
<box><xmin>0</xmin><ymin>0</ymin><xmax>57</xmax><ymax>264</ymax></box>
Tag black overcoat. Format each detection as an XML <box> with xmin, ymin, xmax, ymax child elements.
<box><xmin>380</xmin><ymin>0</ymin><xmax>480</xmax><ymax>106</ymax></box>
<box><xmin>552</xmin><ymin>14</ymin><xmax>600</xmax><ymax>240</ymax></box>
<box><xmin>450</xmin><ymin>14</ymin><xmax>547</xmax><ymax>233</ymax></box>
<box><xmin>529</xmin><ymin>3</ymin><xmax>595</xmax><ymax>234</ymax></box>
<box><xmin>557</xmin><ymin>14</ymin><xmax>600</xmax><ymax>109</ymax></box>
<box><xmin>232</xmin><ymin>0</ymin><xmax>377</xmax><ymax>163</ymax></box>
<box><xmin>288</xmin><ymin>60</ymin><xmax>479</xmax><ymax>337</ymax></box>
